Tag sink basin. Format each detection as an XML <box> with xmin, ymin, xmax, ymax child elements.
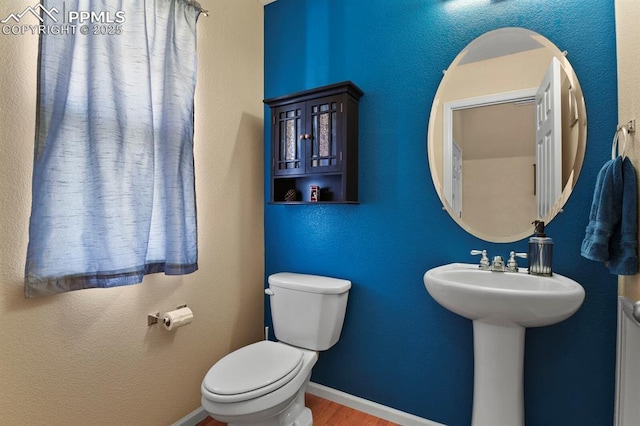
<box><xmin>423</xmin><ymin>262</ymin><xmax>585</xmax><ymax>327</ymax></box>
<box><xmin>423</xmin><ymin>263</ymin><xmax>585</xmax><ymax>426</ymax></box>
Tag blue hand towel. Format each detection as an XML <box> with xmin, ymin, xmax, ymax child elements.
<box><xmin>581</xmin><ymin>157</ymin><xmax>623</xmax><ymax>262</ymax></box>
<box><xmin>608</xmin><ymin>157</ymin><xmax>638</xmax><ymax>275</ymax></box>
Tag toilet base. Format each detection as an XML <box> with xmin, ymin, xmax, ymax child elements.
<box><xmin>225</xmin><ymin>381</ymin><xmax>311</xmax><ymax>426</ymax></box>
<box><xmin>228</xmin><ymin>409</ymin><xmax>311</xmax><ymax>426</ymax></box>
<box><xmin>275</xmin><ymin>386</ymin><xmax>312</xmax><ymax>426</ymax></box>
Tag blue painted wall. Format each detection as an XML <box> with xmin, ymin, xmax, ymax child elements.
<box><xmin>264</xmin><ymin>1</ymin><xmax>618</xmax><ymax>425</ymax></box>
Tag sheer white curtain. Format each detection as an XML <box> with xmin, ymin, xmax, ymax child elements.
<box><xmin>25</xmin><ymin>0</ymin><xmax>203</xmax><ymax>297</ymax></box>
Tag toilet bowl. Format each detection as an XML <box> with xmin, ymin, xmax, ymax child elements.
<box><xmin>201</xmin><ymin>341</ymin><xmax>318</xmax><ymax>426</ymax></box>
<box><xmin>200</xmin><ymin>272</ymin><xmax>351</xmax><ymax>426</ymax></box>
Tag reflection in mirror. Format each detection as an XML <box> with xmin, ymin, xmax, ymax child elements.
<box><xmin>428</xmin><ymin>28</ymin><xmax>586</xmax><ymax>242</ymax></box>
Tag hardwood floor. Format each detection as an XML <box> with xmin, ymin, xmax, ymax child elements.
<box><xmin>196</xmin><ymin>393</ymin><xmax>399</xmax><ymax>426</ymax></box>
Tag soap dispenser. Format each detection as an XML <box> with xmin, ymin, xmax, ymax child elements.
<box><xmin>528</xmin><ymin>220</ymin><xmax>553</xmax><ymax>276</ymax></box>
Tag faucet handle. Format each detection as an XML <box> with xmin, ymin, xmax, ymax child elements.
<box><xmin>506</xmin><ymin>251</ymin><xmax>528</xmax><ymax>272</ymax></box>
<box><xmin>471</xmin><ymin>250</ymin><xmax>490</xmax><ymax>270</ymax></box>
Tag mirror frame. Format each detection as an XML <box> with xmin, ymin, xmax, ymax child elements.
<box><xmin>427</xmin><ymin>27</ymin><xmax>587</xmax><ymax>242</ymax></box>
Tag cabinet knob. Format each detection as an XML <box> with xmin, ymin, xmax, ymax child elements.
<box><xmin>299</xmin><ymin>134</ymin><xmax>305</xmax><ymax>140</ymax></box>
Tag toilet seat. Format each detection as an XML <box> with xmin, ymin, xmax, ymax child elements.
<box><xmin>202</xmin><ymin>341</ymin><xmax>304</xmax><ymax>403</ymax></box>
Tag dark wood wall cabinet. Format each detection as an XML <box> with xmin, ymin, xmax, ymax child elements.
<box><xmin>264</xmin><ymin>81</ymin><xmax>363</xmax><ymax>204</ymax></box>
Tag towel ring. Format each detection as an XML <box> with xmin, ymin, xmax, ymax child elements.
<box><xmin>612</xmin><ymin>124</ymin><xmax>630</xmax><ymax>160</ymax></box>
<box><xmin>612</xmin><ymin>119</ymin><xmax>636</xmax><ymax>160</ymax></box>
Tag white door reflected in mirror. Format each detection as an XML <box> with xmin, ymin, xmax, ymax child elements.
<box><xmin>535</xmin><ymin>56</ymin><xmax>562</xmax><ymax>219</ymax></box>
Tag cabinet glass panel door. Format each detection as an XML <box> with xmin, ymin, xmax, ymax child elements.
<box><xmin>274</xmin><ymin>102</ymin><xmax>304</xmax><ymax>176</ymax></box>
<box><xmin>308</xmin><ymin>96</ymin><xmax>342</xmax><ymax>173</ymax></box>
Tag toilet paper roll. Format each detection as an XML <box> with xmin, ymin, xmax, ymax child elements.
<box><xmin>163</xmin><ymin>307</ymin><xmax>194</xmax><ymax>331</ymax></box>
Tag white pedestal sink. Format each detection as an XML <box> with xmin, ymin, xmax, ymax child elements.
<box><xmin>423</xmin><ymin>263</ymin><xmax>585</xmax><ymax>426</ymax></box>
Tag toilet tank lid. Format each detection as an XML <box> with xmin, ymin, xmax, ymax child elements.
<box><xmin>268</xmin><ymin>272</ymin><xmax>351</xmax><ymax>294</ymax></box>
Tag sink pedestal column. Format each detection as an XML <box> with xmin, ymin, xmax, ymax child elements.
<box><xmin>472</xmin><ymin>320</ymin><xmax>525</xmax><ymax>426</ymax></box>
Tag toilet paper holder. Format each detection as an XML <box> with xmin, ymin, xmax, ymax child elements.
<box><xmin>148</xmin><ymin>304</ymin><xmax>188</xmax><ymax>326</ymax></box>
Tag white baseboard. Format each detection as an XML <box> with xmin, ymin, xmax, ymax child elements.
<box><xmin>306</xmin><ymin>382</ymin><xmax>443</xmax><ymax>426</ymax></box>
<box><xmin>173</xmin><ymin>382</ymin><xmax>444</xmax><ymax>426</ymax></box>
<box><xmin>172</xmin><ymin>406</ymin><xmax>208</xmax><ymax>426</ymax></box>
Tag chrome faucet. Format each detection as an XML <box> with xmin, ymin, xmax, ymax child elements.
<box><xmin>491</xmin><ymin>255</ymin><xmax>505</xmax><ymax>272</ymax></box>
<box><xmin>471</xmin><ymin>250</ymin><xmax>527</xmax><ymax>272</ymax></box>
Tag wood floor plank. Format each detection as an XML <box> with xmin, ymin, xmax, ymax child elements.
<box><xmin>196</xmin><ymin>393</ymin><xmax>399</xmax><ymax>426</ymax></box>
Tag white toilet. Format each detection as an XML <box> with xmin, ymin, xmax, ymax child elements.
<box><xmin>201</xmin><ymin>272</ymin><xmax>351</xmax><ymax>426</ymax></box>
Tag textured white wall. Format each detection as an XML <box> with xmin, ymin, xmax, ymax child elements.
<box><xmin>616</xmin><ymin>1</ymin><xmax>640</xmax><ymax>300</ymax></box>
<box><xmin>0</xmin><ymin>1</ymin><xmax>265</xmax><ymax>424</ymax></box>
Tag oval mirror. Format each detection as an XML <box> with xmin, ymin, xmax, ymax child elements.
<box><xmin>427</xmin><ymin>27</ymin><xmax>587</xmax><ymax>243</ymax></box>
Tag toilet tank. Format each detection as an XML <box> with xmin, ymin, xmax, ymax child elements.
<box><xmin>268</xmin><ymin>272</ymin><xmax>351</xmax><ymax>351</ymax></box>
